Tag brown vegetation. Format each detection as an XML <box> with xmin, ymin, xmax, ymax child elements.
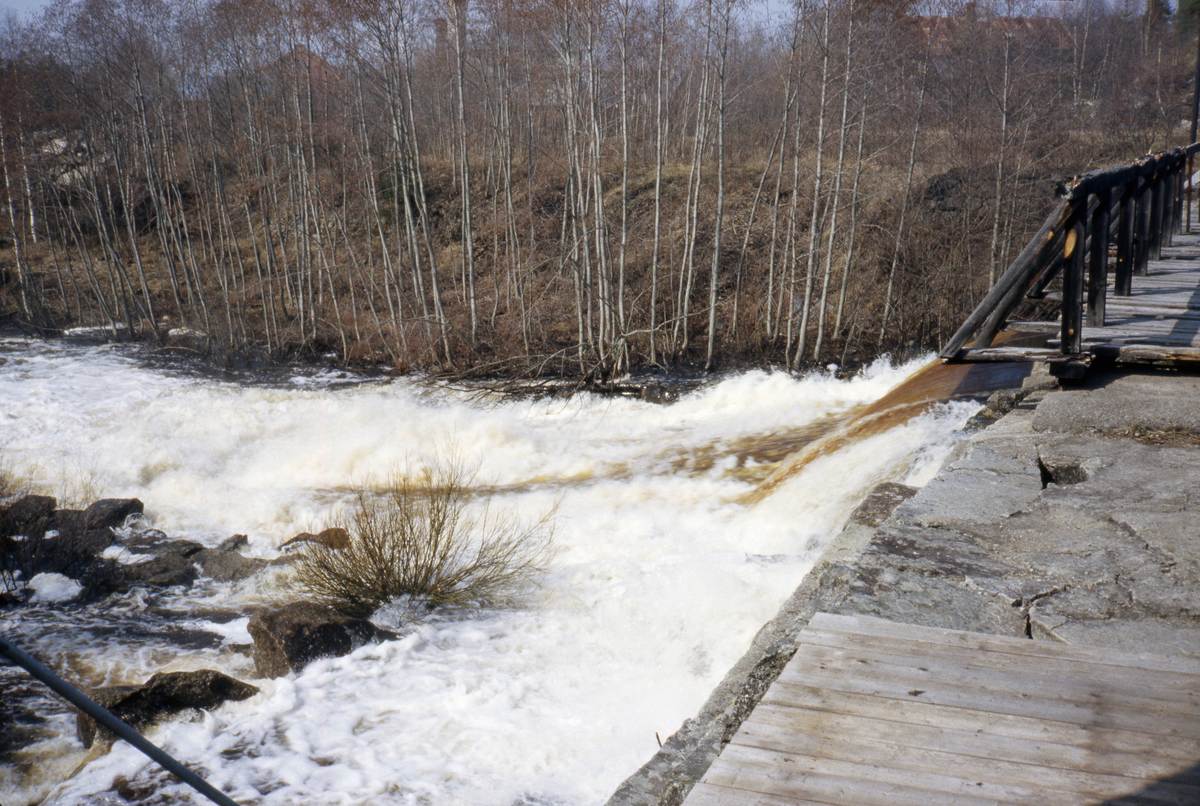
<box><xmin>293</xmin><ymin>457</ymin><xmax>555</xmax><ymax>618</ymax></box>
<box><xmin>0</xmin><ymin>0</ymin><xmax>1195</xmax><ymax>375</ymax></box>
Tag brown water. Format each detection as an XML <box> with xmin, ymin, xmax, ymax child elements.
<box><xmin>746</xmin><ymin>357</ymin><xmax>1033</xmax><ymax>502</ymax></box>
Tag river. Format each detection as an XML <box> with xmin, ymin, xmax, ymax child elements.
<box><xmin>0</xmin><ymin>338</ymin><xmax>983</xmax><ymax>806</ymax></box>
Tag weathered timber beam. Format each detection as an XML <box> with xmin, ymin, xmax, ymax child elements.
<box><xmin>1149</xmin><ymin>172</ymin><xmax>1165</xmax><ymax>261</ymax></box>
<box><xmin>1090</xmin><ymin>343</ymin><xmax>1200</xmax><ymax>366</ymax></box>
<box><xmin>1135</xmin><ymin>175</ymin><xmax>1153</xmax><ymax>277</ymax></box>
<box><xmin>1087</xmin><ymin>188</ymin><xmax>1111</xmax><ymax>328</ymax></box>
<box><xmin>1115</xmin><ymin>179</ymin><xmax>1138</xmax><ymax>295</ymax></box>
<box><xmin>973</xmin><ymin>200</ymin><xmax>1082</xmax><ymax>351</ymax></box>
<box><xmin>1028</xmin><ymin>193</ymin><xmax>1104</xmax><ymax>300</ymax></box>
<box><xmin>938</xmin><ymin>198</ymin><xmax>1072</xmax><ymax>358</ymax></box>
<box><xmin>948</xmin><ymin>346</ymin><xmax>1062</xmax><ymax>362</ymax></box>
<box><xmin>1058</xmin><ymin>145</ymin><xmax>1199</xmax><ymax>201</ymax></box>
<box><xmin>1062</xmin><ymin>215</ymin><xmax>1087</xmax><ymax>354</ymax></box>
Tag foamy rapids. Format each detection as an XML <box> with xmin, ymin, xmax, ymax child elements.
<box><xmin>0</xmin><ymin>339</ymin><xmax>980</xmax><ymax>806</ymax></box>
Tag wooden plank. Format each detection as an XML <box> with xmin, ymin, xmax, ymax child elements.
<box><xmin>806</xmin><ymin>614</ymin><xmax>1200</xmax><ymax>674</ymax></box>
<box><xmin>951</xmin><ymin>347</ymin><xmax>1061</xmax><ymax>362</ymax></box>
<box><xmin>1077</xmin><ymin>330</ymin><xmax>1200</xmax><ymax>344</ymax></box>
<box><xmin>759</xmin><ymin>681</ymin><xmax>1200</xmax><ymax>762</ymax></box>
<box><xmin>684</xmin><ymin>782</ymin><xmax>828</xmax><ymax>806</ymax></box>
<box><xmin>1106</xmin><ymin>292</ymin><xmax>1200</xmax><ymax>304</ymax></box>
<box><xmin>1081</xmin><ymin>329</ymin><xmax>1200</xmax><ymax>347</ymax></box>
<box><xmin>745</xmin><ymin>701</ymin><xmax>1200</xmax><ymax>783</ymax></box>
<box><xmin>1109</xmin><ymin>293</ymin><xmax>1200</xmax><ymax>302</ymax></box>
<box><xmin>691</xmin><ymin>614</ymin><xmax>1200</xmax><ymax>806</ymax></box>
<box><xmin>784</xmin><ymin>642</ymin><xmax>1199</xmax><ymax>714</ymax></box>
<box><xmin>730</xmin><ymin>712</ymin><xmax>1200</xmax><ymax>801</ymax></box>
<box><xmin>776</xmin><ymin>652</ymin><xmax>1200</xmax><ymax>739</ymax></box>
<box><xmin>1095</xmin><ymin>324</ymin><xmax>1200</xmax><ymax>337</ymax></box>
<box><xmin>1104</xmin><ymin>311</ymin><xmax>1200</xmax><ymax>324</ymax></box>
<box><xmin>795</xmin><ymin>626</ymin><xmax>1200</xmax><ymax>696</ymax></box>
<box><xmin>1088</xmin><ymin>344</ymin><xmax>1200</xmax><ymax>364</ymax></box>
<box><xmin>1104</xmin><ymin>302</ymin><xmax>1200</xmax><ymax>315</ymax></box>
<box><xmin>702</xmin><ymin>743</ymin><xmax>1089</xmax><ymax>806</ymax></box>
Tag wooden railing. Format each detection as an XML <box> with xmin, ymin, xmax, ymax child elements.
<box><xmin>939</xmin><ymin>143</ymin><xmax>1200</xmax><ymax>362</ymax></box>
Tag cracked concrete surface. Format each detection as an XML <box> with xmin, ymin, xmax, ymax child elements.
<box><xmin>607</xmin><ymin>364</ymin><xmax>1200</xmax><ymax>806</ymax></box>
<box><xmin>839</xmin><ymin>367</ymin><xmax>1200</xmax><ymax>657</ymax></box>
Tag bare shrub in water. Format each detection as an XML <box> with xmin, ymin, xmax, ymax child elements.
<box><xmin>293</xmin><ymin>457</ymin><xmax>554</xmax><ymax>619</ymax></box>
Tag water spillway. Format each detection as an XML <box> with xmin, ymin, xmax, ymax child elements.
<box><xmin>1</xmin><ymin>340</ymin><xmax>1013</xmax><ymax>806</ymax></box>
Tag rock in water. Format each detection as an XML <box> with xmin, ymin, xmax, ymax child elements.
<box><xmin>194</xmin><ymin>548</ymin><xmax>268</xmax><ymax>582</ymax></box>
<box><xmin>248</xmin><ymin>601</ymin><xmax>396</xmax><ymax>678</ymax></box>
<box><xmin>83</xmin><ymin>499</ymin><xmax>145</xmax><ymax>531</ymax></box>
<box><xmin>279</xmin><ymin>527</ymin><xmax>351</xmax><ymax>551</ymax></box>
<box><xmin>76</xmin><ymin>670</ymin><xmax>259</xmax><ymax>748</ymax></box>
<box><xmin>0</xmin><ymin>494</ymin><xmax>56</xmax><ymax>537</ymax></box>
<box><xmin>114</xmin><ymin>554</ymin><xmax>199</xmax><ymax>588</ymax></box>
<box><xmin>218</xmin><ymin>534</ymin><xmax>249</xmax><ymax>552</ymax></box>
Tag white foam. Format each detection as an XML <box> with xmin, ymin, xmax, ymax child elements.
<box><xmin>27</xmin><ymin>572</ymin><xmax>82</xmax><ymax>603</ymax></box>
<box><xmin>1</xmin><ymin>342</ymin><xmax>977</xmax><ymax>806</ymax></box>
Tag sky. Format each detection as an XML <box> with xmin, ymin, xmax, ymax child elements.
<box><xmin>2</xmin><ymin>0</ymin><xmax>44</xmax><ymax>21</ymax></box>
<box><xmin>0</xmin><ymin>0</ymin><xmax>1169</xmax><ymax>29</ymax></box>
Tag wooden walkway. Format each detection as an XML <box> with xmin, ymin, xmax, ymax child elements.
<box><xmin>1078</xmin><ymin>232</ymin><xmax>1200</xmax><ymax>355</ymax></box>
<box><xmin>974</xmin><ymin>228</ymin><xmax>1200</xmax><ymax>366</ymax></box>
<box><xmin>684</xmin><ymin>613</ymin><xmax>1200</xmax><ymax>806</ymax></box>
<box><xmin>939</xmin><ymin>145</ymin><xmax>1200</xmax><ymax>369</ymax></box>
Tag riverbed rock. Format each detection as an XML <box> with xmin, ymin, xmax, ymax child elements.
<box><xmin>0</xmin><ymin>494</ymin><xmax>56</xmax><ymax>537</ymax></box>
<box><xmin>247</xmin><ymin>601</ymin><xmax>397</xmax><ymax>678</ymax></box>
<box><xmin>218</xmin><ymin>534</ymin><xmax>249</xmax><ymax>552</ymax></box>
<box><xmin>76</xmin><ymin>670</ymin><xmax>259</xmax><ymax>748</ymax></box>
<box><xmin>113</xmin><ymin>554</ymin><xmax>198</xmax><ymax>588</ymax></box>
<box><xmin>128</xmin><ymin>536</ymin><xmax>204</xmax><ymax>558</ymax></box>
<box><xmin>83</xmin><ymin>499</ymin><xmax>144</xmax><ymax>532</ymax></box>
<box><xmin>280</xmin><ymin>527</ymin><xmax>350</xmax><ymax>551</ymax></box>
<box><xmin>194</xmin><ymin>548</ymin><xmax>267</xmax><ymax>582</ymax></box>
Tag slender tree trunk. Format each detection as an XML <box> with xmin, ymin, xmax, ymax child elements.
<box><xmin>706</xmin><ymin>0</ymin><xmax>731</xmax><ymax>372</ymax></box>
<box><xmin>793</xmin><ymin>1</ymin><xmax>834</xmax><ymax>369</ymax></box>
<box><xmin>814</xmin><ymin>0</ymin><xmax>855</xmax><ymax>361</ymax></box>
<box><xmin>879</xmin><ymin>56</ymin><xmax>929</xmax><ymax>348</ymax></box>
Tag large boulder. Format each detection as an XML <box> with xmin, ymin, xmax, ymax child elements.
<box><xmin>194</xmin><ymin>548</ymin><xmax>267</xmax><ymax>582</ymax></box>
<box><xmin>247</xmin><ymin>601</ymin><xmax>396</xmax><ymax>678</ymax></box>
<box><xmin>76</xmin><ymin>670</ymin><xmax>259</xmax><ymax>748</ymax></box>
<box><xmin>218</xmin><ymin>534</ymin><xmax>249</xmax><ymax>552</ymax></box>
<box><xmin>83</xmin><ymin>499</ymin><xmax>144</xmax><ymax>532</ymax></box>
<box><xmin>113</xmin><ymin>554</ymin><xmax>198</xmax><ymax>589</ymax></box>
<box><xmin>0</xmin><ymin>495</ymin><xmax>56</xmax><ymax>537</ymax></box>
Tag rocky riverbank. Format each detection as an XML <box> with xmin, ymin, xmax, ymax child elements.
<box><xmin>608</xmin><ymin>362</ymin><xmax>1200</xmax><ymax>806</ymax></box>
<box><xmin>0</xmin><ymin>499</ymin><xmax>397</xmax><ymax>783</ymax></box>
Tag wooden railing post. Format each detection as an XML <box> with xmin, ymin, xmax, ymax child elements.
<box><xmin>1115</xmin><ymin>181</ymin><xmax>1136</xmax><ymax>296</ymax></box>
<box><xmin>1087</xmin><ymin>189</ymin><xmax>1110</xmax><ymax>328</ymax></box>
<box><xmin>1062</xmin><ymin>209</ymin><xmax>1087</xmax><ymax>355</ymax></box>
<box><xmin>1149</xmin><ymin>172</ymin><xmax>1164</xmax><ymax>261</ymax></box>
<box><xmin>1135</xmin><ymin>177</ymin><xmax>1152</xmax><ymax>277</ymax></box>
<box><xmin>1180</xmin><ymin>154</ymin><xmax>1190</xmax><ymax>235</ymax></box>
<box><xmin>1171</xmin><ymin>161</ymin><xmax>1184</xmax><ymax>243</ymax></box>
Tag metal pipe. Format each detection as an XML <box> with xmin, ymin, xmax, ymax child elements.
<box><xmin>0</xmin><ymin>633</ymin><xmax>240</xmax><ymax>806</ymax></box>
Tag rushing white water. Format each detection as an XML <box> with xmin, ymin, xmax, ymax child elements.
<box><xmin>0</xmin><ymin>339</ymin><xmax>980</xmax><ymax>806</ymax></box>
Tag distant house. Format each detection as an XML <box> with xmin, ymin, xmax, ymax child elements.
<box><xmin>906</xmin><ymin>3</ymin><xmax>1073</xmax><ymax>60</ymax></box>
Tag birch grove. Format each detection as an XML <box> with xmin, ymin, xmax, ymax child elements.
<box><xmin>0</xmin><ymin>0</ymin><xmax>1193</xmax><ymax>374</ymax></box>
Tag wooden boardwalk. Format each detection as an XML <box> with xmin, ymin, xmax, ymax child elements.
<box><xmin>972</xmin><ymin>228</ymin><xmax>1200</xmax><ymax>366</ymax></box>
<box><xmin>939</xmin><ymin>145</ymin><xmax>1200</xmax><ymax>369</ymax></box>
<box><xmin>1079</xmin><ymin>232</ymin><xmax>1200</xmax><ymax>354</ymax></box>
<box><xmin>684</xmin><ymin>613</ymin><xmax>1200</xmax><ymax>806</ymax></box>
